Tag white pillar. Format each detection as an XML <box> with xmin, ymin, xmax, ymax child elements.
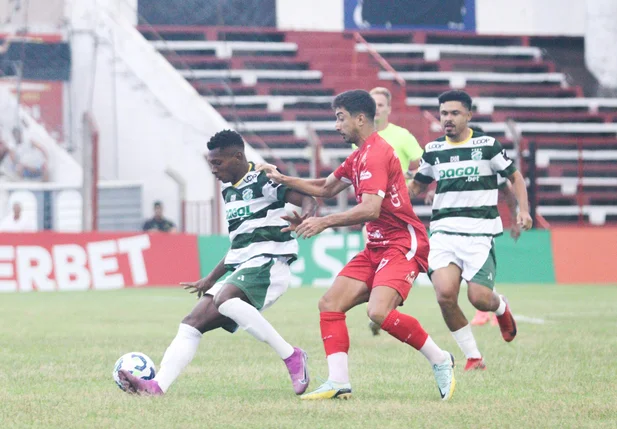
<box><xmin>585</xmin><ymin>0</ymin><xmax>617</xmax><ymax>90</ymax></box>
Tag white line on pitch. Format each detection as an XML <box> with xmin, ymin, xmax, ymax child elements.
<box><xmin>513</xmin><ymin>314</ymin><xmax>546</xmax><ymax>324</ymax></box>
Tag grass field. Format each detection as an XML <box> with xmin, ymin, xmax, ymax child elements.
<box><xmin>2</xmin><ymin>284</ymin><xmax>617</xmax><ymax>428</ymax></box>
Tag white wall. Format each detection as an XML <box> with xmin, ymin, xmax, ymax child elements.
<box><xmin>0</xmin><ymin>0</ymin><xmax>66</xmax><ymax>33</ymax></box>
<box><xmin>585</xmin><ymin>0</ymin><xmax>617</xmax><ymax>88</ymax></box>
<box><xmin>471</xmin><ymin>0</ymin><xmax>586</xmax><ymax>36</ymax></box>
<box><xmin>276</xmin><ymin>0</ymin><xmax>344</xmax><ymax>31</ymax></box>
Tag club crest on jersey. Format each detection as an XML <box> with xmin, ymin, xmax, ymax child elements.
<box><xmin>242</xmin><ymin>188</ymin><xmax>253</xmax><ymax>201</ymax></box>
<box><xmin>471</xmin><ymin>148</ymin><xmax>483</xmax><ymax>161</ymax></box>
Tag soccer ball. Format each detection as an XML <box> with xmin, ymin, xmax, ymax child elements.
<box><xmin>112</xmin><ymin>352</ymin><xmax>156</xmax><ymax>391</ymax></box>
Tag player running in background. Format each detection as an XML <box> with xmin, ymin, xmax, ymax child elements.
<box><xmin>367</xmin><ymin>87</ymin><xmax>424</xmax><ymax>336</ymax></box>
<box><xmin>408</xmin><ymin>90</ymin><xmax>532</xmax><ymax>371</ymax></box>
<box><xmin>424</xmin><ymin>125</ymin><xmax>521</xmax><ymax>327</ymax></box>
<box><xmin>258</xmin><ymin>90</ymin><xmax>455</xmax><ymax>401</ymax></box>
<box><xmin>118</xmin><ymin>130</ymin><xmax>317</xmax><ymax>395</ymax></box>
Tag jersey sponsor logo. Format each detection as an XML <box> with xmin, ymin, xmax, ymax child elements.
<box><xmin>226</xmin><ymin>205</ymin><xmax>254</xmax><ymax>220</ymax></box>
<box><xmin>472</xmin><ymin>138</ymin><xmax>491</xmax><ymax>145</ymax></box>
<box><xmin>359</xmin><ymin>170</ymin><xmax>372</xmax><ymax>181</ymax></box>
<box><xmin>405</xmin><ymin>270</ymin><xmax>417</xmax><ymax>285</ymax></box>
<box><xmin>426</xmin><ymin>142</ymin><xmax>445</xmax><ymax>150</ymax></box>
<box><xmin>439</xmin><ymin>166</ymin><xmax>480</xmax><ymax>179</ymax></box>
<box><xmin>471</xmin><ymin>148</ymin><xmax>483</xmax><ymax>161</ymax></box>
<box><xmin>243</xmin><ymin>173</ymin><xmax>259</xmax><ymax>183</ymax></box>
<box><xmin>388</xmin><ymin>184</ymin><xmax>402</xmax><ymax>208</ymax></box>
<box><xmin>242</xmin><ymin>188</ymin><xmax>254</xmax><ymax>201</ymax></box>
<box><xmin>368</xmin><ymin>229</ymin><xmax>384</xmax><ymax>240</ymax></box>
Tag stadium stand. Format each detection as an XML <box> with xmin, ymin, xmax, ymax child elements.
<box><xmin>139</xmin><ymin>26</ymin><xmax>617</xmax><ymax>226</ymax></box>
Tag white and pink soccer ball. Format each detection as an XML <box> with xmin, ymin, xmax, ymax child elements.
<box><xmin>112</xmin><ymin>352</ymin><xmax>156</xmax><ymax>391</ymax></box>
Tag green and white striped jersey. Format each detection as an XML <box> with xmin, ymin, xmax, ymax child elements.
<box><xmin>222</xmin><ymin>163</ymin><xmax>298</xmax><ymax>268</ymax></box>
<box><xmin>414</xmin><ymin>131</ymin><xmax>517</xmax><ymax>237</ymax></box>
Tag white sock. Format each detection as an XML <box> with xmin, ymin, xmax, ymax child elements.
<box><xmin>154</xmin><ymin>323</ymin><xmax>202</xmax><ymax>392</ymax></box>
<box><xmin>495</xmin><ymin>295</ymin><xmax>507</xmax><ymax>316</ymax></box>
<box><xmin>451</xmin><ymin>324</ymin><xmax>482</xmax><ymax>359</ymax></box>
<box><xmin>419</xmin><ymin>336</ymin><xmax>449</xmax><ymax>366</ymax></box>
<box><xmin>327</xmin><ymin>352</ymin><xmax>349</xmax><ymax>384</ymax></box>
<box><xmin>218</xmin><ymin>298</ymin><xmax>294</xmax><ymax>359</ymax></box>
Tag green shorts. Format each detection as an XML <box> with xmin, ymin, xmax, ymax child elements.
<box><xmin>205</xmin><ymin>256</ymin><xmax>291</xmax><ymax>332</ymax></box>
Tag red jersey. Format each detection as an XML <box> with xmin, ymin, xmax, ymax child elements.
<box><xmin>334</xmin><ymin>133</ymin><xmax>429</xmax><ymax>265</ymax></box>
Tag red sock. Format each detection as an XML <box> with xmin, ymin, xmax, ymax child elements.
<box><xmin>320</xmin><ymin>312</ymin><xmax>349</xmax><ymax>356</ymax></box>
<box><xmin>381</xmin><ymin>309</ymin><xmax>428</xmax><ymax>350</ymax></box>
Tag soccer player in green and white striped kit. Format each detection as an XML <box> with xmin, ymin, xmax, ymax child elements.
<box><xmin>408</xmin><ymin>90</ymin><xmax>533</xmax><ymax>371</ymax></box>
<box><xmin>119</xmin><ymin>130</ymin><xmax>318</xmax><ymax>395</ymax></box>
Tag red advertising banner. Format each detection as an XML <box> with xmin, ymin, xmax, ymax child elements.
<box><xmin>0</xmin><ymin>232</ymin><xmax>200</xmax><ymax>292</ymax></box>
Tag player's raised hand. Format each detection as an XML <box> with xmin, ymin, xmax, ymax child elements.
<box><xmin>295</xmin><ymin>216</ymin><xmax>328</xmax><ymax>239</ymax></box>
<box><xmin>181</xmin><ymin>278</ymin><xmax>214</xmax><ymax>299</ymax></box>
<box><xmin>281</xmin><ymin>210</ymin><xmax>307</xmax><ymax>232</ymax></box>
<box><xmin>255</xmin><ymin>163</ymin><xmax>284</xmax><ymax>183</ymax></box>
<box><xmin>517</xmin><ymin>211</ymin><xmax>533</xmax><ymax>231</ymax></box>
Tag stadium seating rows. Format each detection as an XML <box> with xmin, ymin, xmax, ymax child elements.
<box><xmin>140</xmin><ymin>26</ymin><xmax>617</xmax><ymax>226</ymax></box>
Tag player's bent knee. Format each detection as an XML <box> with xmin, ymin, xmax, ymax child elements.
<box><xmin>436</xmin><ymin>290</ymin><xmax>458</xmax><ymax>308</ymax></box>
<box><xmin>366</xmin><ymin>305</ymin><xmax>389</xmax><ymax>326</ymax></box>
<box><xmin>181</xmin><ymin>312</ymin><xmax>207</xmax><ymax>332</ymax></box>
<box><xmin>467</xmin><ymin>284</ymin><xmax>493</xmax><ymax>308</ymax></box>
<box><xmin>317</xmin><ymin>295</ymin><xmax>335</xmax><ymax>312</ymax></box>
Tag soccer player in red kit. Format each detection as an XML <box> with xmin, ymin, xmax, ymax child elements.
<box><xmin>257</xmin><ymin>89</ymin><xmax>455</xmax><ymax>401</ymax></box>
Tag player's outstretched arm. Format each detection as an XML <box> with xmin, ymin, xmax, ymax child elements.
<box><xmin>295</xmin><ymin>193</ymin><xmax>382</xmax><ymax>239</ymax></box>
<box><xmin>508</xmin><ymin>170</ymin><xmax>532</xmax><ymax>230</ymax></box>
<box><xmin>256</xmin><ymin>163</ymin><xmax>349</xmax><ymax>198</ymax></box>
<box><xmin>281</xmin><ymin>190</ymin><xmax>318</xmax><ymax>232</ymax></box>
<box><xmin>181</xmin><ymin>256</ymin><xmax>228</xmax><ymax>298</ymax></box>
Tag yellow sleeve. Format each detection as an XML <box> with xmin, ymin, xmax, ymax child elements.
<box><xmin>405</xmin><ymin>132</ymin><xmax>423</xmax><ymax>161</ymax></box>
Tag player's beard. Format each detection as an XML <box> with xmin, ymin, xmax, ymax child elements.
<box><xmin>341</xmin><ymin>130</ymin><xmax>358</xmax><ymax>144</ymax></box>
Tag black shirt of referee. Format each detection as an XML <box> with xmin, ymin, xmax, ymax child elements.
<box><xmin>143</xmin><ymin>201</ymin><xmax>176</xmax><ymax>233</ymax></box>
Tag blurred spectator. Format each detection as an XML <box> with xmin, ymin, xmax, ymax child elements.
<box><xmin>11</xmin><ymin>127</ymin><xmax>50</xmax><ymax>181</ymax></box>
<box><xmin>142</xmin><ymin>201</ymin><xmax>177</xmax><ymax>233</ymax></box>
<box><xmin>0</xmin><ymin>201</ymin><xmax>36</xmax><ymax>232</ymax></box>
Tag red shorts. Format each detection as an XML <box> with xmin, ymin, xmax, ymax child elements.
<box><xmin>338</xmin><ymin>246</ymin><xmax>424</xmax><ymax>301</ymax></box>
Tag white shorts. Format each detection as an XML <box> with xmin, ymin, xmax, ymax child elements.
<box><xmin>428</xmin><ymin>233</ymin><xmax>496</xmax><ymax>288</ymax></box>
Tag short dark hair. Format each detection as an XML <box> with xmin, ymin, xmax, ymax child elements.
<box><xmin>438</xmin><ymin>90</ymin><xmax>473</xmax><ymax>111</ymax></box>
<box><xmin>332</xmin><ymin>90</ymin><xmax>376</xmax><ymax>121</ymax></box>
<box><xmin>154</xmin><ymin>201</ymin><xmax>162</xmax><ymax>208</ymax></box>
<box><xmin>207</xmin><ymin>129</ymin><xmax>245</xmax><ymax>151</ymax></box>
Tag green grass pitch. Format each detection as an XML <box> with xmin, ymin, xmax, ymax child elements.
<box><xmin>2</xmin><ymin>285</ymin><xmax>616</xmax><ymax>428</ymax></box>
